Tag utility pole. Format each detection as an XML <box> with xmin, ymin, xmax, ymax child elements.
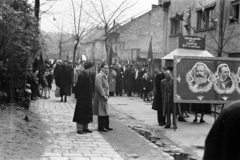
<box><xmin>218</xmin><ymin>0</ymin><xmax>225</xmax><ymax>57</ymax></box>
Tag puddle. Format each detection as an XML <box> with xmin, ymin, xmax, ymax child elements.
<box><xmin>128</xmin><ymin>125</ymin><xmax>197</xmax><ymax>160</ymax></box>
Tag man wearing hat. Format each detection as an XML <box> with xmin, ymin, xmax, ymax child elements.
<box><xmin>73</xmin><ymin>61</ymin><xmax>94</xmax><ymax>134</ymax></box>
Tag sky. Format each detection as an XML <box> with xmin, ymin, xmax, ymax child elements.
<box><xmin>30</xmin><ymin>0</ymin><xmax>159</xmax><ymax>33</ymax></box>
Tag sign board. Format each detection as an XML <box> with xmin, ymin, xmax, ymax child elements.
<box><xmin>174</xmin><ymin>56</ymin><xmax>240</xmax><ymax>104</ymax></box>
<box><xmin>178</xmin><ymin>36</ymin><xmax>205</xmax><ymax>50</ymax></box>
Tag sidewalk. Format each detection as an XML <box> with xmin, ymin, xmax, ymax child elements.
<box><xmin>108</xmin><ymin>95</ymin><xmax>217</xmax><ymax>160</ymax></box>
<box><xmin>29</xmin><ymin>86</ymin><xmax>123</xmax><ymax>160</ymax></box>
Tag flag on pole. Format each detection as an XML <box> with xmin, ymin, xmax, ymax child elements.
<box><xmin>147</xmin><ymin>37</ymin><xmax>154</xmax><ymax>77</ymax></box>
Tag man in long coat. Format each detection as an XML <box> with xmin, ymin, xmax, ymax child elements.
<box><xmin>56</xmin><ymin>62</ymin><xmax>72</xmax><ymax>102</ymax></box>
<box><xmin>73</xmin><ymin>62</ymin><xmax>94</xmax><ymax>134</ymax></box>
<box><xmin>161</xmin><ymin>68</ymin><xmax>176</xmax><ymax>129</ymax></box>
<box><xmin>152</xmin><ymin>67</ymin><xmax>166</xmax><ymax>125</ymax></box>
<box><xmin>115</xmin><ymin>64</ymin><xmax>123</xmax><ymax>96</ymax></box>
<box><xmin>93</xmin><ymin>63</ymin><xmax>113</xmax><ymax>132</ymax></box>
<box><xmin>124</xmin><ymin>65</ymin><xmax>135</xmax><ymax>96</ymax></box>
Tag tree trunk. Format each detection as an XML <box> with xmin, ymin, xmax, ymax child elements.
<box><xmin>73</xmin><ymin>40</ymin><xmax>79</xmax><ymax>67</ymax></box>
<box><xmin>218</xmin><ymin>0</ymin><xmax>225</xmax><ymax>57</ymax></box>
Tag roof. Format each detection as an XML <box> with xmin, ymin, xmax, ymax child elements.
<box><xmin>161</xmin><ymin>48</ymin><xmax>214</xmax><ymax>60</ymax></box>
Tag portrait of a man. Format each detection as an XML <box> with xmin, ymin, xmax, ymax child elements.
<box><xmin>186</xmin><ymin>62</ymin><xmax>213</xmax><ymax>93</ymax></box>
<box><xmin>213</xmin><ymin>64</ymin><xmax>234</xmax><ymax>94</ymax></box>
<box><xmin>235</xmin><ymin>67</ymin><xmax>240</xmax><ymax>94</ymax></box>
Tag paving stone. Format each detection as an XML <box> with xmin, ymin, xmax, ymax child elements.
<box><xmin>41</xmin><ymin>153</ymin><xmax>62</xmax><ymax>157</ymax></box>
<box><xmin>90</xmin><ymin>158</ymin><xmax>112</xmax><ymax>160</ymax></box>
<box><xmin>69</xmin><ymin>158</ymin><xmax>90</xmax><ymax>160</ymax></box>
<box><xmin>49</xmin><ymin>157</ymin><xmax>69</xmax><ymax>160</ymax></box>
<box><xmin>83</xmin><ymin>153</ymin><xmax>102</xmax><ymax>157</ymax></box>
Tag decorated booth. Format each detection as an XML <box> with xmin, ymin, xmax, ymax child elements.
<box><xmin>161</xmin><ymin>35</ymin><xmax>215</xmax><ymax>131</ymax></box>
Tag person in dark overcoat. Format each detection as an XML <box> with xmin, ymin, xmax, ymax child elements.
<box><xmin>203</xmin><ymin>100</ymin><xmax>240</xmax><ymax>160</ymax></box>
<box><xmin>93</xmin><ymin>63</ymin><xmax>113</xmax><ymax>132</ymax></box>
<box><xmin>152</xmin><ymin>67</ymin><xmax>166</xmax><ymax>126</ymax></box>
<box><xmin>124</xmin><ymin>65</ymin><xmax>135</xmax><ymax>96</ymax></box>
<box><xmin>54</xmin><ymin>61</ymin><xmax>61</xmax><ymax>88</ymax></box>
<box><xmin>115</xmin><ymin>64</ymin><xmax>123</xmax><ymax>96</ymax></box>
<box><xmin>73</xmin><ymin>62</ymin><xmax>94</xmax><ymax>134</ymax></box>
<box><xmin>57</xmin><ymin>62</ymin><xmax>72</xmax><ymax>102</ymax></box>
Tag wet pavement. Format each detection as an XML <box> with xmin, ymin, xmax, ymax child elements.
<box><xmin>108</xmin><ymin>95</ymin><xmax>220</xmax><ymax>160</ymax></box>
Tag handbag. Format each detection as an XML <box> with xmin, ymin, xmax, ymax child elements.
<box><xmin>55</xmin><ymin>87</ymin><xmax>60</xmax><ymax>97</ymax></box>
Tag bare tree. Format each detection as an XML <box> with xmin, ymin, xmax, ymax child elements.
<box><xmin>70</xmin><ymin>0</ymin><xmax>94</xmax><ymax>67</ymax></box>
<box><xmin>88</xmin><ymin>0</ymin><xmax>136</xmax><ymax>63</ymax></box>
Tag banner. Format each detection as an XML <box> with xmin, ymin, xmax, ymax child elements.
<box><xmin>174</xmin><ymin>56</ymin><xmax>240</xmax><ymax>104</ymax></box>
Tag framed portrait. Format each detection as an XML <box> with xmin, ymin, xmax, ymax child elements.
<box><xmin>173</xmin><ymin>56</ymin><xmax>240</xmax><ymax>104</ymax></box>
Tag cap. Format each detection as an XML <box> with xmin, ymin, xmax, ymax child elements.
<box><xmin>83</xmin><ymin>61</ymin><xmax>93</xmax><ymax>69</ymax></box>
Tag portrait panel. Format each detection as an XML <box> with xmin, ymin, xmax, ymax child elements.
<box><xmin>174</xmin><ymin>56</ymin><xmax>240</xmax><ymax>104</ymax></box>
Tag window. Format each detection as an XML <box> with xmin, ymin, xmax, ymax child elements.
<box><xmin>170</xmin><ymin>18</ymin><xmax>182</xmax><ymax>36</ymax></box>
<box><xmin>197</xmin><ymin>7</ymin><xmax>215</xmax><ymax>31</ymax></box>
<box><xmin>230</xmin><ymin>2</ymin><xmax>239</xmax><ymax>23</ymax></box>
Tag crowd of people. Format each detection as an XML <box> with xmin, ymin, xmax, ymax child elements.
<box><xmin>27</xmin><ymin>57</ymin><xmax>240</xmax><ymax>159</ymax></box>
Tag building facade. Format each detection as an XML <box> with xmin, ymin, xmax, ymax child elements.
<box><xmin>162</xmin><ymin>0</ymin><xmax>240</xmax><ymax>58</ymax></box>
<box><xmin>109</xmin><ymin>4</ymin><xmax>165</xmax><ymax>65</ymax></box>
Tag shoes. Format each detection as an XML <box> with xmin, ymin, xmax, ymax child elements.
<box><xmin>83</xmin><ymin>129</ymin><xmax>92</xmax><ymax>133</ymax></box>
<box><xmin>174</xmin><ymin>126</ymin><xmax>178</xmax><ymax>129</ymax></box>
<box><xmin>193</xmin><ymin>118</ymin><xmax>198</xmax><ymax>122</ymax></box>
<box><xmin>98</xmin><ymin>128</ymin><xmax>108</xmax><ymax>132</ymax></box>
<box><xmin>105</xmin><ymin>127</ymin><xmax>113</xmax><ymax>131</ymax></box>
<box><xmin>159</xmin><ymin>123</ymin><xmax>164</xmax><ymax>126</ymax></box>
<box><xmin>178</xmin><ymin>117</ymin><xmax>188</xmax><ymax>122</ymax></box>
<box><xmin>164</xmin><ymin>125</ymin><xmax>171</xmax><ymax>128</ymax></box>
<box><xmin>77</xmin><ymin>131</ymin><xmax>86</xmax><ymax>134</ymax></box>
<box><xmin>61</xmin><ymin>99</ymin><xmax>63</xmax><ymax>102</ymax></box>
<box><xmin>200</xmin><ymin>119</ymin><xmax>205</xmax><ymax>123</ymax></box>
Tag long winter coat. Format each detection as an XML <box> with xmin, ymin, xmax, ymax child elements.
<box><xmin>161</xmin><ymin>77</ymin><xmax>174</xmax><ymax>116</ymax></box>
<box><xmin>109</xmin><ymin>69</ymin><xmax>117</xmax><ymax>92</ymax></box>
<box><xmin>124</xmin><ymin>68</ymin><xmax>135</xmax><ymax>92</ymax></box>
<box><xmin>93</xmin><ymin>71</ymin><xmax>109</xmax><ymax>116</ymax></box>
<box><xmin>57</xmin><ymin>66</ymin><xmax>72</xmax><ymax>96</ymax></box>
<box><xmin>73</xmin><ymin>71</ymin><xmax>93</xmax><ymax>124</ymax></box>
<box><xmin>152</xmin><ymin>72</ymin><xmax>165</xmax><ymax>111</ymax></box>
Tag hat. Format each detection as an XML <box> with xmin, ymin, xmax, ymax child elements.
<box><xmin>83</xmin><ymin>61</ymin><xmax>93</xmax><ymax>69</ymax></box>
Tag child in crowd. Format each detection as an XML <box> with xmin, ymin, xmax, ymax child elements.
<box><xmin>142</xmin><ymin>73</ymin><xmax>151</xmax><ymax>101</ymax></box>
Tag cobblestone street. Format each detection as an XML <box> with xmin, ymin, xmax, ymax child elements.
<box><xmin>29</xmin><ymin>90</ymin><xmax>123</xmax><ymax>160</ymax></box>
